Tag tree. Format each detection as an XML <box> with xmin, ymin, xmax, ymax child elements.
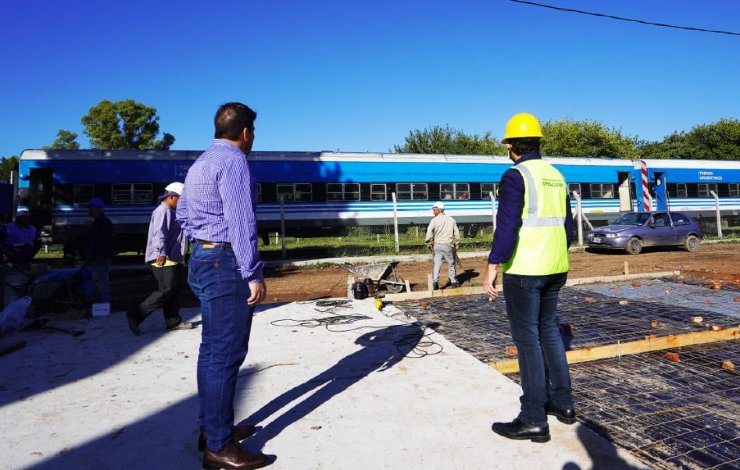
<box><xmin>43</xmin><ymin>129</ymin><xmax>80</xmax><ymax>150</ymax></box>
<box><xmin>393</xmin><ymin>125</ymin><xmax>506</xmax><ymax>155</ymax></box>
<box><xmin>541</xmin><ymin>118</ymin><xmax>639</xmax><ymax>159</ymax></box>
<box><xmin>638</xmin><ymin>119</ymin><xmax>740</xmax><ymax>160</ymax></box>
<box><xmin>81</xmin><ymin>99</ymin><xmax>175</xmax><ymax>150</ymax></box>
<box><xmin>0</xmin><ymin>155</ymin><xmax>19</xmax><ymax>182</ymax></box>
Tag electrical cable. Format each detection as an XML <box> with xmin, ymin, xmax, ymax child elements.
<box><xmin>269</xmin><ymin>300</ymin><xmax>445</xmax><ymax>357</ymax></box>
<box><xmin>509</xmin><ymin>0</ymin><xmax>740</xmax><ymax>37</ymax></box>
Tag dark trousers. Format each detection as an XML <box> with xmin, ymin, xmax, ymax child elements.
<box><xmin>503</xmin><ymin>272</ymin><xmax>572</xmax><ymax>426</ymax></box>
<box><xmin>188</xmin><ymin>244</ymin><xmax>254</xmax><ymax>452</ymax></box>
<box><xmin>132</xmin><ymin>264</ymin><xmax>184</xmax><ymax>328</ymax></box>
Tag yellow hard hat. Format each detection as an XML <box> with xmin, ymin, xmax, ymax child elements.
<box><xmin>501</xmin><ymin>113</ymin><xmax>543</xmax><ymax>143</ymax></box>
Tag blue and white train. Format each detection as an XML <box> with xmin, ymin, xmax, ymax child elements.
<box><xmin>16</xmin><ymin>149</ymin><xmax>740</xmax><ymax>254</ymax></box>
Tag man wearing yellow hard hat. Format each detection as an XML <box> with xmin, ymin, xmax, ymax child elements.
<box><xmin>484</xmin><ymin>113</ymin><xmax>576</xmax><ymax>443</ymax></box>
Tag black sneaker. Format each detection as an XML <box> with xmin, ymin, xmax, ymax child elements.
<box><xmin>166</xmin><ymin>321</ymin><xmax>195</xmax><ymax>332</ymax></box>
<box><xmin>432</xmin><ymin>282</ymin><xmax>439</xmax><ymax>290</ymax></box>
<box><xmin>126</xmin><ymin>311</ymin><xmax>141</xmax><ymax>336</ymax></box>
<box><xmin>450</xmin><ymin>282</ymin><xmax>460</xmax><ymax>288</ymax></box>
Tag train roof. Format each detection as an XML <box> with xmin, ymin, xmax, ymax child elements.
<box><xmin>18</xmin><ymin>149</ymin><xmax>740</xmax><ymax>171</ymax></box>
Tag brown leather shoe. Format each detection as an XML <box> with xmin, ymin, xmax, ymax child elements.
<box><xmin>198</xmin><ymin>423</ymin><xmax>257</xmax><ymax>451</ymax></box>
<box><xmin>202</xmin><ymin>442</ymin><xmax>271</xmax><ymax>470</ymax></box>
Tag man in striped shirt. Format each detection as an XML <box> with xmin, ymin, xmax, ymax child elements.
<box><xmin>176</xmin><ymin>102</ymin><xmax>271</xmax><ymax>470</ymax></box>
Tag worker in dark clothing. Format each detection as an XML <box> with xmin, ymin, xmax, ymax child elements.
<box><xmin>86</xmin><ymin>198</ymin><xmax>114</xmax><ymax>303</ymax></box>
<box><xmin>3</xmin><ymin>210</ymin><xmax>41</xmax><ymax>307</ymax></box>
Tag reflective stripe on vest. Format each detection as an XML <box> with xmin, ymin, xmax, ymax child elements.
<box><xmin>503</xmin><ymin>159</ymin><xmax>569</xmax><ymax>275</ymax></box>
<box><xmin>516</xmin><ymin>163</ymin><xmax>567</xmax><ymax>228</ymax></box>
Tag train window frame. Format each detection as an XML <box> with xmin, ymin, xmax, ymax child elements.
<box><xmin>326</xmin><ymin>183</ymin><xmax>361</xmax><ymax>201</ymax></box>
<box><xmin>698</xmin><ymin>183</ymin><xmax>718</xmax><ymax>197</ymax></box>
<box><xmin>675</xmin><ymin>183</ymin><xmax>688</xmax><ymax>198</ymax></box>
<box><xmin>440</xmin><ymin>183</ymin><xmax>470</xmax><ymax>200</ymax></box>
<box><xmin>729</xmin><ymin>183</ymin><xmax>739</xmax><ymax>197</ymax></box>
<box><xmin>73</xmin><ymin>184</ymin><xmax>95</xmax><ymax>205</ymax></box>
<box><xmin>568</xmin><ymin>183</ymin><xmax>582</xmax><ymax>196</ymax></box>
<box><xmin>111</xmin><ymin>183</ymin><xmax>153</xmax><ymax>205</ymax></box>
<box><xmin>396</xmin><ymin>183</ymin><xmax>428</xmax><ymax>200</ymax></box>
<box><xmin>480</xmin><ymin>183</ymin><xmax>498</xmax><ymax>200</ymax></box>
<box><xmin>256</xmin><ymin>183</ymin><xmax>261</xmax><ymax>202</ymax></box>
<box><xmin>589</xmin><ymin>183</ymin><xmax>614</xmax><ymax>198</ymax></box>
<box><xmin>370</xmin><ymin>184</ymin><xmax>387</xmax><ymax>201</ymax></box>
<box><xmin>277</xmin><ymin>183</ymin><xmax>313</xmax><ymax>202</ymax></box>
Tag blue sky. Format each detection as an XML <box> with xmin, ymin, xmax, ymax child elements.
<box><xmin>1</xmin><ymin>0</ymin><xmax>739</xmax><ymax>157</ymax></box>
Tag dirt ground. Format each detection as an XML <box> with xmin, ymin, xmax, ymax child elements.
<box><xmin>263</xmin><ymin>243</ymin><xmax>740</xmax><ymax>303</ymax></box>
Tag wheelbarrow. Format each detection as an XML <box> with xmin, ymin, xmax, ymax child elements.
<box><xmin>345</xmin><ymin>260</ymin><xmax>406</xmax><ymax>294</ymax></box>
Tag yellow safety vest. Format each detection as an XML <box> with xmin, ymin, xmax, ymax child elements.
<box><xmin>502</xmin><ymin>159</ymin><xmax>569</xmax><ymax>275</ymax></box>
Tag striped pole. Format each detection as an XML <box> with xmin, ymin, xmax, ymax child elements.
<box><xmin>640</xmin><ymin>160</ymin><xmax>651</xmax><ymax>212</ymax></box>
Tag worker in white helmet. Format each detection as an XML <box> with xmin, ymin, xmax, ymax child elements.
<box><xmin>424</xmin><ymin>201</ymin><xmax>460</xmax><ymax>289</ymax></box>
<box><xmin>126</xmin><ymin>182</ymin><xmax>195</xmax><ymax>335</ymax></box>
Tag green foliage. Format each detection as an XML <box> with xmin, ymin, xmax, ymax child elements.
<box><xmin>81</xmin><ymin>99</ymin><xmax>175</xmax><ymax>150</ymax></box>
<box><xmin>43</xmin><ymin>129</ymin><xmax>80</xmax><ymax>150</ymax></box>
<box><xmin>0</xmin><ymin>155</ymin><xmax>19</xmax><ymax>182</ymax></box>
<box><xmin>639</xmin><ymin>119</ymin><xmax>740</xmax><ymax>160</ymax></box>
<box><xmin>541</xmin><ymin>118</ymin><xmax>639</xmax><ymax>158</ymax></box>
<box><xmin>393</xmin><ymin>125</ymin><xmax>507</xmax><ymax>155</ymax></box>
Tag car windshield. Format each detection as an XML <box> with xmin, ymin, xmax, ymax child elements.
<box><xmin>614</xmin><ymin>213</ymin><xmax>651</xmax><ymax>225</ymax></box>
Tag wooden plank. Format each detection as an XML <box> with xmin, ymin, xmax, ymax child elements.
<box><xmin>490</xmin><ymin>326</ymin><xmax>740</xmax><ymax>374</ymax></box>
<box><xmin>383</xmin><ymin>271</ymin><xmax>680</xmax><ymax>302</ymax></box>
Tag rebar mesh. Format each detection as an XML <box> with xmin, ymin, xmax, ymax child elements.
<box><xmin>396</xmin><ymin>278</ymin><xmax>740</xmax><ymax>469</ymax></box>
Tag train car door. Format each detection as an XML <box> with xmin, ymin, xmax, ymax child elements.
<box><xmin>654</xmin><ymin>172</ymin><xmax>668</xmax><ymax>211</ymax></box>
<box><xmin>618</xmin><ymin>172</ymin><xmax>632</xmax><ymax>211</ymax></box>
<box><xmin>28</xmin><ymin>168</ymin><xmax>53</xmax><ymax>229</ymax></box>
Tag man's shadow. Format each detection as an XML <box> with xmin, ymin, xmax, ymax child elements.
<box><xmin>242</xmin><ymin>322</ymin><xmax>423</xmax><ymax>451</ymax></box>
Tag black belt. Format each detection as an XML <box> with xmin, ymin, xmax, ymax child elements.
<box><xmin>196</xmin><ymin>239</ymin><xmax>232</xmax><ymax>248</ymax></box>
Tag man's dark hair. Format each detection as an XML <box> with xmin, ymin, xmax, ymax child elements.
<box><xmin>508</xmin><ymin>137</ymin><xmax>541</xmax><ymax>156</ymax></box>
<box><xmin>214</xmin><ymin>102</ymin><xmax>257</xmax><ymax>140</ymax></box>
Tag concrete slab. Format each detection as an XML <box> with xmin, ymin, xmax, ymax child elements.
<box><xmin>0</xmin><ymin>300</ymin><xmax>647</xmax><ymax>469</ymax></box>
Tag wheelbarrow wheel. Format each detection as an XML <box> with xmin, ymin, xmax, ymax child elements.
<box><xmin>385</xmin><ymin>273</ymin><xmax>405</xmax><ymax>293</ymax></box>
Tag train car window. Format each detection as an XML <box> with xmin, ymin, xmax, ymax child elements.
<box><xmin>729</xmin><ymin>183</ymin><xmax>739</xmax><ymax>197</ymax></box>
<box><xmin>326</xmin><ymin>183</ymin><xmax>360</xmax><ymax>201</ymax></box>
<box><xmin>112</xmin><ymin>183</ymin><xmax>153</xmax><ymax>204</ymax></box>
<box><xmin>698</xmin><ymin>183</ymin><xmax>718</xmax><ymax>197</ymax></box>
<box><xmin>568</xmin><ymin>183</ymin><xmax>581</xmax><ymax>196</ymax></box>
<box><xmin>589</xmin><ymin>183</ymin><xmax>614</xmax><ymax>198</ymax></box>
<box><xmin>133</xmin><ymin>184</ymin><xmax>153</xmax><ymax>204</ymax></box>
<box><xmin>441</xmin><ymin>183</ymin><xmax>470</xmax><ymax>200</ymax></box>
<box><xmin>675</xmin><ymin>183</ymin><xmax>688</xmax><ymax>198</ymax></box>
<box><xmin>370</xmin><ymin>184</ymin><xmax>387</xmax><ymax>201</ymax></box>
<box><xmin>396</xmin><ymin>183</ymin><xmax>428</xmax><ymax>200</ymax></box>
<box><xmin>276</xmin><ymin>184</ymin><xmax>294</xmax><ymax>202</ymax></box>
<box><xmin>481</xmin><ymin>183</ymin><xmax>498</xmax><ymax>199</ymax></box>
<box><xmin>295</xmin><ymin>183</ymin><xmax>312</xmax><ymax>201</ymax></box>
<box><xmin>73</xmin><ymin>184</ymin><xmax>94</xmax><ymax>205</ymax></box>
<box><xmin>277</xmin><ymin>183</ymin><xmax>313</xmax><ymax>202</ymax></box>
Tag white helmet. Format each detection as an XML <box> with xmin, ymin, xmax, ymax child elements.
<box><xmin>432</xmin><ymin>201</ymin><xmax>445</xmax><ymax>210</ymax></box>
<box><xmin>164</xmin><ymin>182</ymin><xmax>184</xmax><ymax>196</ymax></box>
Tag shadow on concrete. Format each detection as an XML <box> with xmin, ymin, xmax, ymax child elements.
<box><xmin>561</xmin><ymin>423</ymin><xmax>646</xmax><ymax>470</ymax></box>
<box><xmin>29</xmin><ymin>368</ymin><xmax>257</xmax><ymax>469</ymax></box>
<box><xmin>242</xmin><ymin>322</ymin><xmax>424</xmax><ymax>451</ymax></box>
<box><xmin>0</xmin><ymin>304</ymin><xmax>280</xmax><ymax>410</ymax></box>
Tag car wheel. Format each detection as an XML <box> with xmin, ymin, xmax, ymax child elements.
<box><xmin>684</xmin><ymin>235</ymin><xmax>700</xmax><ymax>252</ymax></box>
<box><xmin>625</xmin><ymin>237</ymin><xmax>642</xmax><ymax>255</ymax></box>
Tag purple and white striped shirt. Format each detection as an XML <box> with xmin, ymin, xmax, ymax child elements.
<box><xmin>176</xmin><ymin>139</ymin><xmax>264</xmax><ymax>282</ymax></box>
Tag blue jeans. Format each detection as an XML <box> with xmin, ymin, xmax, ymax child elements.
<box><xmin>502</xmin><ymin>272</ymin><xmax>572</xmax><ymax>426</ymax></box>
<box><xmin>188</xmin><ymin>244</ymin><xmax>254</xmax><ymax>452</ymax></box>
